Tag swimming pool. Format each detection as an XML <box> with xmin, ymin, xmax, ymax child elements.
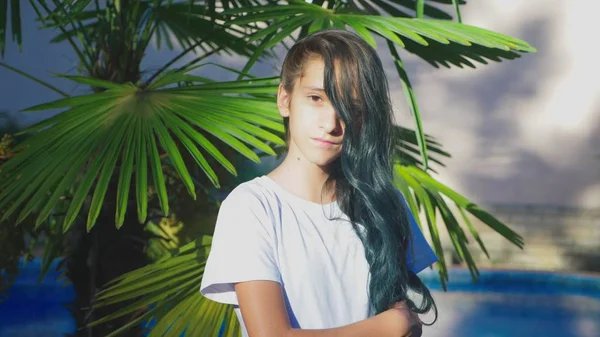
<box><xmin>1</xmin><ymin>259</ymin><xmax>599</xmax><ymax>337</ymax></box>
<box><xmin>419</xmin><ymin>269</ymin><xmax>600</xmax><ymax>337</ymax></box>
<box><xmin>0</xmin><ymin>259</ymin><xmax>74</xmax><ymax>337</ymax></box>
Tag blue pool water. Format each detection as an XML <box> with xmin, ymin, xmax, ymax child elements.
<box><xmin>0</xmin><ymin>259</ymin><xmax>75</xmax><ymax>337</ymax></box>
<box><xmin>1</xmin><ymin>260</ymin><xmax>599</xmax><ymax>337</ymax></box>
<box><xmin>418</xmin><ymin>269</ymin><xmax>600</xmax><ymax>337</ymax></box>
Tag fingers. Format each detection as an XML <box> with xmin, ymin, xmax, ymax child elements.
<box><xmin>409</xmin><ymin>323</ymin><xmax>423</xmax><ymax>337</ymax></box>
<box><xmin>393</xmin><ymin>301</ymin><xmax>422</xmax><ymax>337</ymax></box>
<box><xmin>392</xmin><ymin>301</ymin><xmax>408</xmax><ymax>310</ymax></box>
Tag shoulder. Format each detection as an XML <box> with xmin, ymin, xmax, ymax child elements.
<box><xmin>220</xmin><ymin>177</ymin><xmax>273</xmax><ymax>210</ymax></box>
<box><xmin>215</xmin><ymin>177</ymin><xmax>279</xmax><ymax>230</ymax></box>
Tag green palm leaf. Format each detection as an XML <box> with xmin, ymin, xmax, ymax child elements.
<box><xmin>45</xmin><ymin>1</ymin><xmax>252</xmax><ymax>54</ymax></box>
<box><xmin>394</xmin><ymin>164</ymin><xmax>524</xmax><ymax>289</ymax></box>
<box><xmin>0</xmin><ymin>0</ymin><xmax>21</xmax><ymax>57</ymax></box>
<box><xmin>89</xmin><ymin>236</ymin><xmax>242</xmax><ymax>337</ymax></box>
<box><xmin>0</xmin><ymin>70</ymin><xmax>284</xmax><ymax>231</ymax></box>
<box><xmin>394</xmin><ymin>125</ymin><xmax>449</xmax><ymax>172</ymax></box>
<box><xmin>225</xmin><ymin>4</ymin><xmax>535</xmax><ymax>55</ymax></box>
<box><xmin>362</xmin><ymin>0</ymin><xmax>461</xmax><ymax>20</ymax></box>
<box><xmin>402</xmin><ymin>36</ymin><xmax>523</xmax><ymax>68</ymax></box>
<box><xmin>143</xmin><ymin>2</ymin><xmax>253</xmax><ymax>57</ymax></box>
<box><xmin>0</xmin><ymin>0</ymin><xmax>468</xmax><ymax>57</ymax></box>
<box><xmin>223</xmin><ymin>2</ymin><xmax>535</xmax><ymax>170</ymax></box>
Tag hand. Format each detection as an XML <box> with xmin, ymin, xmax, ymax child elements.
<box><xmin>388</xmin><ymin>301</ymin><xmax>422</xmax><ymax>337</ymax></box>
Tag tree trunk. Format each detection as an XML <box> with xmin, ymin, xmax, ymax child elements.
<box><xmin>65</xmin><ymin>185</ymin><xmax>149</xmax><ymax>337</ymax></box>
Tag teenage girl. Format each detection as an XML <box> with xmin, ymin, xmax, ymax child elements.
<box><xmin>201</xmin><ymin>30</ymin><xmax>438</xmax><ymax>337</ymax></box>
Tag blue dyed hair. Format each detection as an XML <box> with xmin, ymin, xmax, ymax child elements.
<box><xmin>280</xmin><ymin>30</ymin><xmax>437</xmax><ymax>322</ymax></box>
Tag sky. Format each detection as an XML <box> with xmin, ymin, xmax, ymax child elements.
<box><xmin>0</xmin><ymin>0</ymin><xmax>598</xmax><ymax>209</ymax></box>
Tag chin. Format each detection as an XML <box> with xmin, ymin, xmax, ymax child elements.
<box><xmin>307</xmin><ymin>154</ymin><xmax>340</xmax><ymax>168</ymax></box>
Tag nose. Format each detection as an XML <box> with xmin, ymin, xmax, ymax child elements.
<box><xmin>320</xmin><ymin>107</ymin><xmax>343</xmax><ymax>136</ymax></box>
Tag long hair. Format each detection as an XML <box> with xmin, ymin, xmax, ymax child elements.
<box><xmin>280</xmin><ymin>30</ymin><xmax>437</xmax><ymax>321</ymax></box>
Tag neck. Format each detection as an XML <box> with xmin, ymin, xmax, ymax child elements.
<box><xmin>267</xmin><ymin>151</ymin><xmax>336</xmax><ymax>205</ymax></box>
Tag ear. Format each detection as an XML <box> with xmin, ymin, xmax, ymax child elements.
<box><xmin>277</xmin><ymin>84</ymin><xmax>291</xmax><ymax>118</ymax></box>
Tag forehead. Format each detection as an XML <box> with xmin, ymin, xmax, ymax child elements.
<box><xmin>297</xmin><ymin>58</ymin><xmax>325</xmax><ymax>89</ymax></box>
<box><xmin>295</xmin><ymin>57</ymin><xmax>360</xmax><ymax>100</ymax></box>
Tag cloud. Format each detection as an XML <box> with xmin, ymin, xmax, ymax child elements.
<box><xmin>389</xmin><ymin>0</ymin><xmax>600</xmax><ymax>208</ymax></box>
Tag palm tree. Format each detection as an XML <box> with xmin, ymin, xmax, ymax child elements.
<box><xmin>0</xmin><ymin>0</ymin><xmax>535</xmax><ymax>336</ymax></box>
<box><xmin>0</xmin><ymin>111</ymin><xmax>27</xmax><ymax>300</ymax></box>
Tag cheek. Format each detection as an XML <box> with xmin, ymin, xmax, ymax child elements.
<box><xmin>290</xmin><ymin>103</ymin><xmax>317</xmax><ymax>130</ymax></box>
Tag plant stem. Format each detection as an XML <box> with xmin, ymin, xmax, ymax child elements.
<box><xmin>143</xmin><ymin>38</ymin><xmax>207</xmax><ymax>88</ymax></box>
<box><xmin>0</xmin><ymin>62</ymin><xmax>70</xmax><ymax>97</ymax></box>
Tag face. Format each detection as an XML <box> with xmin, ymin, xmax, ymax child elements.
<box><xmin>277</xmin><ymin>58</ymin><xmax>345</xmax><ymax>169</ymax></box>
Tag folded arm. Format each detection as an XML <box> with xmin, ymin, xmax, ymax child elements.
<box><xmin>235</xmin><ymin>280</ymin><xmax>420</xmax><ymax>337</ymax></box>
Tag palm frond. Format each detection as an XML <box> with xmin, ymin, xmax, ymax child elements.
<box><xmin>0</xmin><ymin>69</ymin><xmax>283</xmax><ymax>232</ymax></box>
<box><xmin>0</xmin><ymin>62</ymin><xmax>69</xmax><ymax>97</ymax></box>
<box><xmin>0</xmin><ymin>0</ymin><xmax>21</xmax><ymax>57</ymax></box>
<box><xmin>29</xmin><ymin>1</ymin><xmax>255</xmax><ymax>83</ymax></box>
<box><xmin>223</xmin><ymin>2</ymin><xmax>535</xmax><ymax>169</ymax></box>
<box><xmin>451</xmin><ymin>0</ymin><xmax>463</xmax><ymax>23</ymax></box>
<box><xmin>226</xmin><ymin>4</ymin><xmax>535</xmax><ymax>67</ymax></box>
<box><xmin>151</xmin><ymin>2</ymin><xmax>252</xmax><ymax>55</ymax></box>
<box><xmin>394</xmin><ymin>164</ymin><xmax>524</xmax><ymax>289</ymax></box>
<box><xmin>90</xmin><ymin>236</ymin><xmax>241</xmax><ymax>337</ymax></box>
<box><xmin>394</xmin><ymin>125</ymin><xmax>449</xmax><ymax>171</ymax></box>
<box><xmin>388</xmin><ymin>41</ymin><xmax>431</xmax><ymax>169</ymax></box>
<box><xmin>402</xmin><ymin>36</ymin><xmax>523</xmax><ymax>68</ymax></box>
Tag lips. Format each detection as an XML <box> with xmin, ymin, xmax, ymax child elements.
<box><xmin>313</xmin><ymin>138</ymin><xmax>339</xmax><ymax>145</ymax></box>
<box><xmin>311</xmin><ymin>137</ymin><xmax>340</xmax><ymax>147</ymax></box>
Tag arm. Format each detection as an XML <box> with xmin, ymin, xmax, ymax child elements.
<box><xmin>235</xmin><ymin>281</ymin><xmax>420</xmax><ymax>337</ymax></box>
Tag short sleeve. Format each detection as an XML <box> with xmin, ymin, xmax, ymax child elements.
<box><xmin>200</xmin><ymin>186</ymin><xmax>281</xmax><ymax>305</ymax></box>
<box><xmin>399</xmin><ymin>193</ymin><xmax>439</xmax><ymax>274</ymax></box>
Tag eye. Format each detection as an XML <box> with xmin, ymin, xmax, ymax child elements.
<box><xmin>309</xmin><ymin>95</ymin><xmax>323</xmax><ymax>103</ymax></box>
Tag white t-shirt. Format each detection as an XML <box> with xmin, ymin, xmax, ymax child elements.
<box><xmin>200</xmin><ymin>176</ymin><xmax>438</xmax><ymax>336</ymax></box>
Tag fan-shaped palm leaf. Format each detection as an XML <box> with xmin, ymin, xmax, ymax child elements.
<box><xmin>223</xmin><ymin>1</ymin><xmax>535</xmax><ymax>170</ymax></box>
<box><xmin>0</xmin><ymin>69</ymin><xmax>284</xmax><ymax>232</ymax></box>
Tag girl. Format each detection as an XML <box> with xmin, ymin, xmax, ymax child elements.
<box><xmin>201</xmin><ymin>30</ymin><xmax>438</xmax><ymax>337</ymax></box>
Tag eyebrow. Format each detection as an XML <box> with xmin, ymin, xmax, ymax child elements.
<box><xmin>301</xmin><ymin>86</ymin><xmax>325</xmax><ymax>92</ymax></box>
